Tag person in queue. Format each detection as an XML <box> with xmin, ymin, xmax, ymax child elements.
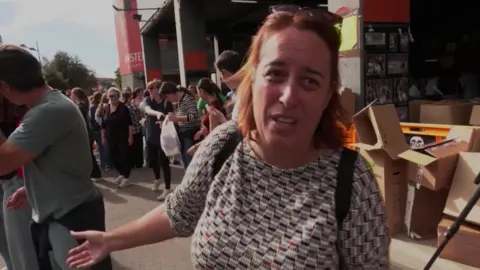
<box><xmin>196</xmin><ymin>82</ymin><xmax>226</xmax><ymax>116</ymax></box>
<box><xmin>194</xmin><ymin>78</ymin><xmax>226</xmax><ymax>140</ymax></box>
<box><xmin>95</xmin><ymin>92</ymin><xmax>109</xmax><ymax>126</ymax></box>
<box><xmin>143</xmin><ymin>79</ymin><xmax>174</xmax><ymax>200</ymax></box>
<box><xmin>0</xmin><ymin>97</ymin><xmax>16</xmax><ymax>270</ymax></box>
<box><xmin>121</xmin><ymin>90</ymin><xmax>144</xmax><ymax>169</ymax></box>
<box><xmin>66</xmin><ymin>8</ymin><xmax>389</xmax><ymax>269</ymax></box>
<box><xmin>100</xmin><ymin>87</ymin><xmax>134</xmax><ymax>188</ymax></box>
<box><xmin>71</xmin><ymin>87</ymin><xmax>102</xmax><ymax>182</ymax></box>
<box><xmin>0</xmin><ymin>44</ymin><xmax>112</xmax><ymax>269</ymax></box>
<box><xmin>215</xmin><ymin>49</ymin><xmax>243</xmax><ymax>120</ymax></box>
<box><xmin>1</xmin><ymin>100</ymin><xmax>39</xmax><ymax>270</ymax></box>
<box><xmin>187</xmin><ymin>84</ymin><xmax>199</xmax><ymax>101</ymax></box>
<box><xmin>90</xmin><ymin>92</ymin><xmax>112</xmax><ymax>170</ymax></box>
<box><xmin>159</xmin><ymin>82</ymin><xmax>200</xmax><ymax>168</ymax></box>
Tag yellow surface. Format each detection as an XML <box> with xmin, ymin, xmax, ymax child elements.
<box><xmin>339</xmin><ymin>15</ymin><xmax>358</xmax><ymax>52</ymax></box>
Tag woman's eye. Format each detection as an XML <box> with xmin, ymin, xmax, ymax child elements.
<box><xmin>303</xmin><ymin>77</ymin><xmax>320</xmax><ymax>88</ymax></box>
<box><xmin>265</xmin><ymin>70</ymin><xmax>283</xmax><ymax>81</ymax></box>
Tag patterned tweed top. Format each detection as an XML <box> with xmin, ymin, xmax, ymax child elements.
<box><xmin>165</xmin><ymin>121</ymin><xmax>390</xmax><ymax>269</ymax></box>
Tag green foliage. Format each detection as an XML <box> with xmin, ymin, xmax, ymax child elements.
<box><xmin>114</xmin><ymin>67</ymin><xmax>122</xmax><ymax>89</ymax></box>
<box><xmin>42</xmin><ymin>51</ymin><xmax>97</xmax><ymax>94</ymax></box>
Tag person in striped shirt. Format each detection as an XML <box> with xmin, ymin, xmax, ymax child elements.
<box><xmin>160</xmin><ymin>82</ymin><xmax>200</xmax><ymax>169</ymax></box>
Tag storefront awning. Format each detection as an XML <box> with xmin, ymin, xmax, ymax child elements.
<box><xmin>140</xmin><ymin>0</ymin><xmax>174</xmax><ymax>35</ymax></box>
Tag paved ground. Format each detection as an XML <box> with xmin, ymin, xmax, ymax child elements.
<box><xmin>0</xmin><ymin>165</ymin><xmax>476</xmax><ymax>269</ymax></box>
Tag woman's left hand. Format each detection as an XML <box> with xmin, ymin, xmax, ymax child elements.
<box><xmin>128</xmin><ymin>137</ymin><xmax>133</xmax><ymax>145</ymax></box>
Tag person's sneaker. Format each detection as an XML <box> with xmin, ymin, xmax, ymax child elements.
<box><xmin>113</xmin><ymin>175</ymin><xmax>123</xmax><ymax>185</ymax></box>
<box><xmin>156</xmin><ymin>189</ymin><xmax>172</xmax><ymax>201</ymax></box>
<box><xmin>152</xmin><ymin>179</ymin><xmax>163</xmax><ymax>191</ymax></box>
<box><xmin>118</xmin><ymin>178</ymin><xmax>132</xmax><ymax>188</ymax></box>
<box><xmin>91</xmin><ymin>178</ymin><xmax>102</xmax><ymax>182</ymax></box>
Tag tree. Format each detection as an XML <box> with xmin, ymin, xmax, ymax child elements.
<box><xmin>42</xmin><ymin>51</ymin><xmax>97</xmax><ymax>94</ymax></box>
<box><xmin>114</xmin><ymin>67</ymin><xmax>122</xmax><ymax>89</ymax></box>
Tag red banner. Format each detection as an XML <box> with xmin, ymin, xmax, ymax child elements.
<box><xmin>363</xmin><ymin>0</ymin><xmax>409</xmax><ymax>23</ymax></box>
<box><xmin>114</xmin><ymin>0</ymin><xmax>144</xmax><ymax>75</ymax></box>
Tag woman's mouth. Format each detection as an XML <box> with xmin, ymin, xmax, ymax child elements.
<box><xmin>272</xmin><ymin>115</ymin><xmax>296</xmax><ymax>125</ymax></box>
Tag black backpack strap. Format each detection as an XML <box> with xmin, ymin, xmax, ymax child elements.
<box><xmin>335</xmin><ymin>147</ymin><xmax>358</xmax><ymax>224</ymax></box>
<box><xmin>212</xmin><ymin>130</ymin><xmax>243</xmax><ymax>177</ymax></box>
<box><xmin>335</xmin><ymin>147</ymin><xmax>358</xmax><ymax>269</ymax></box>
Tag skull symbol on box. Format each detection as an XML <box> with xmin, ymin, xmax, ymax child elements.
<box><xmin>409</xmin><ymin>136</ymin><xmax>424</xmax><ymax>149</ymax></box>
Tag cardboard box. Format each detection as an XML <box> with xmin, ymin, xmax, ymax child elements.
<box><xmin>405</xmin><ymin>182</ymin><xmax>449</xmax><ymax>239</ymax></box>
<box><xmin>438</xmin><ymin>217</ymin><xmax>480</xmax><ymax>268</ymax></box>
<box><xmin>399</xmin><ymin>127</ymin><xmax>480</xmax><ymax>191</ymax></box>
<box><xmin>360</xmin><ymin>150</ymin><xmax>407</xmax><ymax>235</ymax></box>
<box><xmin>398</xmin><ymin>139</ymin><xmax>468</xmax><ymax>191</ymax></box>
<box><xmin>352</xmin><ymin>102</ymin><xmax>409</xmax><ymax>159</ymax></box>
<box><xmin>420</xmin><ymin>102</ymin><xmax>473</xmax><ymax>125</ymax></box>
<box><xmin>409</xmin><ymin>100</ymin><xmax>434</xmax><ymax>123</ymax></box>
<box><xmin>353</xmin><ymin>103</ymin><xmax>409</xmax><ymax>236</ymax></box>
<box><xmin>444</xmin><ymin>152</ymin><xmax>480</xmax><ymax>226</ymax></box>
<box><xmin>469</xmin><ymin>105</ymin><xmax>480</xmax><ymax>125</ymax></box>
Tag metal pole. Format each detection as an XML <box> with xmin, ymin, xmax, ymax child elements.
<box><xmin>213</xmin><ymin>36</ymin><xmax>221</xmax><ymax>87</ymax></box>
<box><xmin>35</xmin><ymin>41</ymin><xmax>41</xmax><ymax>65</ymax></box>
<box><xmin>173</xmin><ymin>0</ymin><xmax>187</xmax><ymax>86</ymax></box>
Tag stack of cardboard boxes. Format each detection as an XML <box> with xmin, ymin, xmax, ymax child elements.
<box><xmin>409</xmin><ymin>99</ymin><xmax>480</xmax><ymax>125</ymax></box>
<box><xmin>353</xmin><ymin>101</ymin><xmax>480</xmax><ymax>267</ymax></box>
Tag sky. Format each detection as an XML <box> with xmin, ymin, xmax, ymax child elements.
<box><xmin>0</xmin><ymin>0</ymin><xmax>119</xmax><ymax>78</ymax></box>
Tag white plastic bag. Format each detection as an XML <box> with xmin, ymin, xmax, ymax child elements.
<box><xmin>160</xmin><ymin>120</ymin><xmax>181</xmax><ymax>157</ymax></box>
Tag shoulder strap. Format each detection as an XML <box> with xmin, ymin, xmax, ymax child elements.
<box><xmin>335</xmin><ymin>147</ymin><xmax>358</xmax><ymax>226</ymax></box>
<box><xmin>212</xmin><ymin>130</ymin><xmax>243</xmax><ymax>177</ymax></box>
<box><xmin>335</xmin><ymin>147</ymin><xmax>358</xmax><ymax>269</ymax></box>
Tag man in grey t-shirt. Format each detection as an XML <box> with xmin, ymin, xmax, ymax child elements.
<box><xmin>0</xmin><ymin>44</ymin><xmax>111</xmax><ymax>269</ymax></box>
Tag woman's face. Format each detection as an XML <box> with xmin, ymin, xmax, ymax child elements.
<box><xmin>252</xmin><ymin>27</ymin><xmax>333</xmax><ymax>149</ymax></box>
<box><xmin>197</xmin><ymin>88</ymin><xmax>206</xmax><ymax>100</ymax></box>
<box><xmin>107</xmin><ymin>90</ymin><xmax>120</xmax><ymax>104</ymax></box>
<box><xmin>148</xmin><ymin>87</ymin><xmax>159</xmax><ymax>98</ymax></box>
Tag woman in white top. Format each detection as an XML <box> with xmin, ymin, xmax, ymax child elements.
<box><xmin>67</xmin><ymin>6</ymin><xmax>390</xmax><ymax>269</ymax></box>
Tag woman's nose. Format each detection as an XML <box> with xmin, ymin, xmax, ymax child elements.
<box><xmin>278</xmin><ymin>82</ymin><xmax>298</xmax><ymax>108</ymax></box>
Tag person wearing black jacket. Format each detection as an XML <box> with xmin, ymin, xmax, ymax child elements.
<box><xmin>143</xmin><ymin>80</ymin><xmax>174</xmax><ymax>200</ymax></box>
<box><xmin>101</xmin><ymin>88</ymin><xmax>134</xmax><ymax>188</ymax></box>
<box><xmin>71</xmin><ymin>88</ymin><xmax>102</xmax><ymax>181</ymax></box>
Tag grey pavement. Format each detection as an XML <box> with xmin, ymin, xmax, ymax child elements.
<box><xmin>0</xmin><ymin>164</ymin><xmax>476</xmax><ymax>269</ymax></box>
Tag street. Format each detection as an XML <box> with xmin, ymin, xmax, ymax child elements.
<box><xmin>0</xmin><ymin>165</ymin><xmax>475</xmax><ymax>269</ymax></box>
<box><xmin>96</xmin><ymin>165</ymin><xmax>193</xmax><ymax>270</ymax></box>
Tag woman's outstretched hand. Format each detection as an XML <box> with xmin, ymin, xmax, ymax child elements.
<box><xmin>66</xmin><ymin>230</ymin><xmax>110</xmax><ymax>269</ymax></box>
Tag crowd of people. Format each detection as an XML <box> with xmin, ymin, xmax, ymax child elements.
<box><xmin>0</xmin><ymin>5</ymin><xmax>391</xmax><ymax>270</ymax></box>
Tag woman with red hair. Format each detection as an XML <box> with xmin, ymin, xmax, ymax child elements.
<box><xmin>67</xmin><ymin>6</ymin><xmax>389</xmax><ymax>269</ymax></box>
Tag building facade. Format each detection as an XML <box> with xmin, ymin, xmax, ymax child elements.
<box><xmin>113</xmin><ymin>0</ymin><xmax>146</xmax><ymax>89</ymax></box>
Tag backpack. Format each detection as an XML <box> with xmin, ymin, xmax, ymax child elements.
<box><xmin>212</xmin><ymin>131</ymin><xmax>358</xmax><ymax>269</ymax></box>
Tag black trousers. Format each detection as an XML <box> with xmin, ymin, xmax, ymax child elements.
<box><xmin>31</xmin><ymin>192</ymin><xmax>112</xmax><ymax>270</ymax></box>
<box><xmin>131</xmin><ymin>132</ymin><xmax>144</xmax><ymax>168</ymax></box>
<box><xmin>108</xmin><ymin>137</ymin><xmax>131</xmax><ymax>178</ymax></box>
<box><xmin>147</xmin><ymin>142</ymin><xmax>171</xmax><ymax>189</ymax></box>
<box><xmin>90</xmin><ymin>138</ymin><xmax>102</xmax><ymax>178</ymax></box>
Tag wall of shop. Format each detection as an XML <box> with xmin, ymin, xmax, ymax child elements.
<box><xmin>329</xmin><ymin>0</ymin><xmax>363</xmax><ymax>110</ymax></box>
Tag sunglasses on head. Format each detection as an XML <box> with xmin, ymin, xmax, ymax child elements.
<box><xmin>269</xmin><ymin>4</ymin><xmax>342</xmax><ymax>25</ymax></box>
